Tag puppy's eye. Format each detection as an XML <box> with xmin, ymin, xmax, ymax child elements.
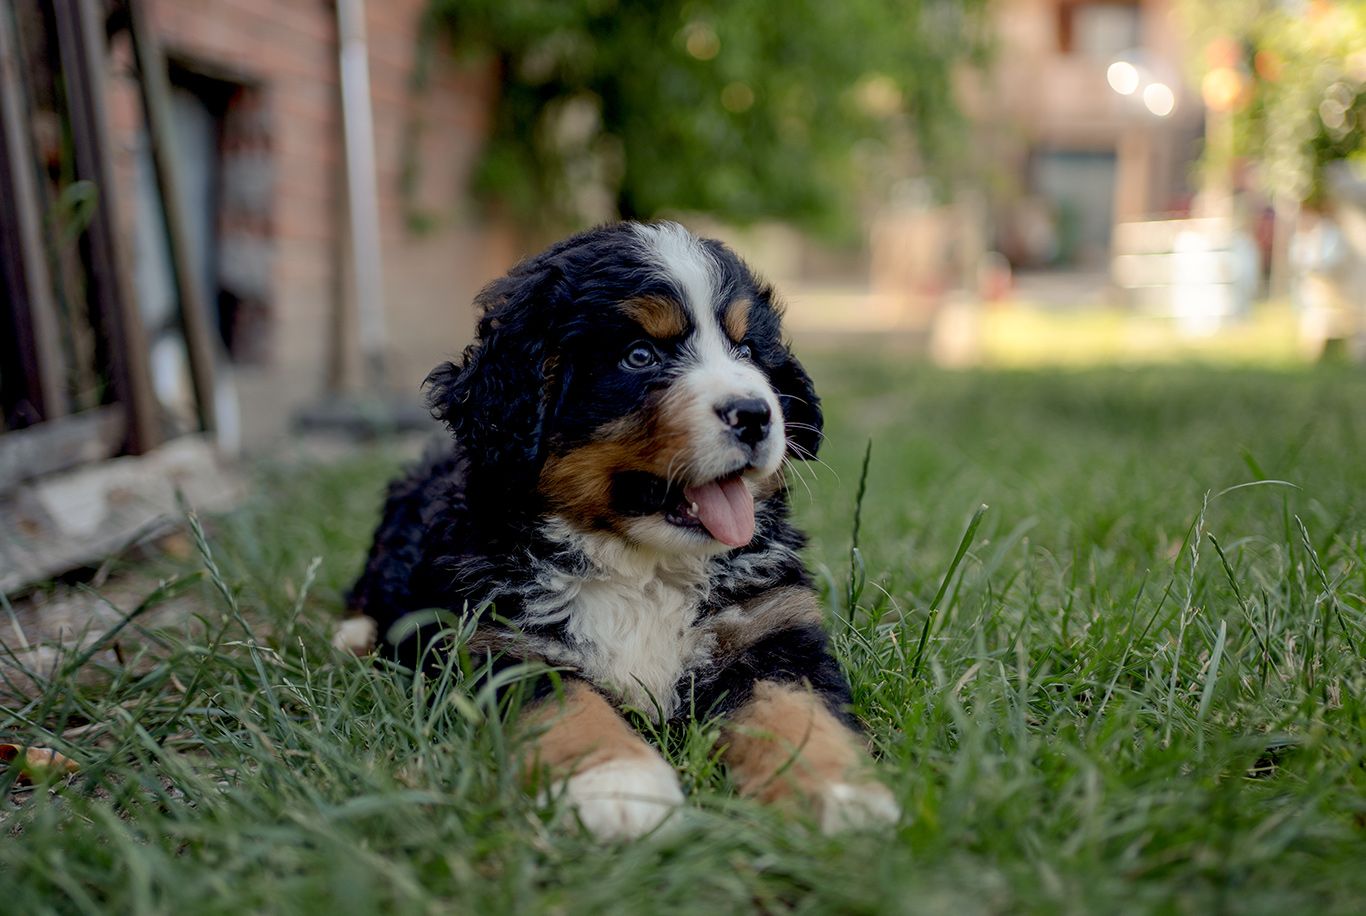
<box><xmin>734</xmin><ymin>343</ymin><xmax>754</xmax><ymax>362</ymax></box>
<box><xmin>621</xmin><ymin>343</ymin><xmax>659</xmax><ymax>370</ymax></box>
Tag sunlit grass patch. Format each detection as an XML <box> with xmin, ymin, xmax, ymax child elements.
<box><xmin>977</xmin><ymin>301</ymin><xmax>1304</xmax><ymax>368</ymax></box>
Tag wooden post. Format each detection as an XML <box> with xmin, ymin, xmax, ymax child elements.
<box><xmin>125</xmin><ymin>0</ymin><xmax>219</xmax><ymax>435</ymax></box>
<box><xmin>0</xmin><ymin>6</ymin><xmax>66</xmax><ymax>422</ymax></box>
<box><xmin>51</xmin><ymin>0</ymin><xmax>159</xmax><ymax>454</ymax></box>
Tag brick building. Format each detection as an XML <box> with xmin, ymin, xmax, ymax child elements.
<box><xmin>103</xmin><ymin>0</ymin><xmax>513</xmax><ymax>448</ymax></box>
<box><xmin>973</xmin><ymin>0</ymin><xmax>1204</xmax><ymax>267</ymax></box>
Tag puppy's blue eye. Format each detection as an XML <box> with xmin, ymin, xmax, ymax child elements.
<box><xmin>622</xmin><ymin>343</ymin><xmax>659</xmax><ymax>370</ymax></box>
<box><xmin>734</xmin><ymin>343</ymin><xmax>753</xmax><ymax>361</ymax></box>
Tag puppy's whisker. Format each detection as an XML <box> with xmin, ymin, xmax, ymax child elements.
<box><xmin>782</xmin><ymin>449</ymin><xmax>819</xmax><ymax>499</ymax></box>
<box><xmin>780</xmin><ymin>448</ymin><xmax>813</xmax><ymax>485</ymax></box>
<box><xmin>786</xmin><ymin>441</ymin><xmax>840</xmax><ymax>483</ymax></box>
<box><xmin>784</xmin><ymin>422</ymin><xmax>827</xmax><ymax>443</ymax></box>
<box><xmin>671</xmin><ymin>455</ymin><xmax>703</xmax><ymax>490</ymax></box>
<box><xmin>663</xmin><ymin>453</ymin><xmax>684</xmax><ymax>487</ymax></box>
<box><xmin>781</xmin><ymin>456</ymin><xmax>815</xmax><ymax>503</ymax></box>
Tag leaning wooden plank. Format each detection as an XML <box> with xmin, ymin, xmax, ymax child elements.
<box><xmin>0</xmin><ymin>435</ymin><xmax>240</xmax><ymax>595</ymax></box>
<box><xmin>51</xmin><ymin>0</ymin><xmax>159</xmax><ymax>454</ymax></box>
<box><xmin>126</xmin><ymin>0</ymin><xmax>219</xmax><ymax>435</ymax></box>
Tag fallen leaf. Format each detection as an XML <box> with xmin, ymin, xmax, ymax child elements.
<box><xmin>0</xmin><ymin>743</ymin><xmax>80</xmax><ymax>784</ymax></box>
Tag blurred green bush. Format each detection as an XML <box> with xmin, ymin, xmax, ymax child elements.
<box><xmin>417</xmin><ymin>0</ymin><xmax>990</xmax><ymax>236</ymax></box>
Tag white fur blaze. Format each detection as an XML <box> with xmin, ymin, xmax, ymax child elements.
<box><xmin>631</xmin><ymin>221</ymin><xmax>717</xmax><ymax>320</ymax></box>
<box><xmin>559</xmin><ymin>756</ymin><xmax>684</xmax><ymax>840</ymax></box>
<box><xmin>818</xmin><ymin>780</ymin><xmax>901</xmax><ymax>833</ymax></box>
<box><xmin>631</xmin><ymin>220</ymin><xmax>785</xmax><ymax>482</ymax></box>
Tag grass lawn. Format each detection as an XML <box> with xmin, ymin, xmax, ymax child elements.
<box><xmin>3</xmin><ymin>359</ymin><xmax>1365</xmax><ymax>914</ymax></box>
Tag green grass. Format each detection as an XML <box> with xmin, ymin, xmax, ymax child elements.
<box><xmin>4</xmin><ymin>360</ymin><xmax>1366</xmax><ymax>914</ymax></box>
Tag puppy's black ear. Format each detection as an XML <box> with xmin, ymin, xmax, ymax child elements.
<box><xmin>772</xmin><ymin>345</ymin><xmax>823</xmax><ymax>460</ymax></box>
<box><xmin>426</xmin><ymin>262</ymin><xmax>566</xmax><ymax>481</ymax></box>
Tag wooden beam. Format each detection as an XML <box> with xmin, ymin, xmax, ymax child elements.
<box><xmin>125</xmin><ymin>0</ymin><xmax>218</xmax><ymax>436</ymax></box>
<box><xmin>51</xmin><ymin>0</ymin><xmax>160</xmax><ymax>454</ymax></box>
<box><xmin>0</xmin><ymin>434</ymin><xmax>240</xmax><ymax>596</ymax></box>
<box><xmin>0</xmin><ymin>406</ymin><xmax>124</xmax><ymax>493</ymax></box>
<box><xmin>0</xmin><ymin>5</ymin><xmax>66</xmax><ymax>423</ymax></box>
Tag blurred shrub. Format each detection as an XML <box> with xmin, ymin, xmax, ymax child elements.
<box><xmin>1179</xmin><ymin>0</ymin><xmax>1366</xmax><ymax>205</ymax></box>
<box><xmin>418</xmin><ymin>0</ymin><xmax>990</xmax><ymax>235</ymax></box>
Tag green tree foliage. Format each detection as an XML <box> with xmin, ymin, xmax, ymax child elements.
<box><xmin>1179</xmin><ymin>0</ymin><xmax>1366</xmax><ymax>205</ymax></box>
<box><xmin>422</xmin><ymin>0</ymin><xmax>990</xmax><ymax>233</ymax></box>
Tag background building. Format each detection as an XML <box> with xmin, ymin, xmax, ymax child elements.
<box><xmin>100</xmin><ymin>0</ymin><xmax>512</xmax><ymax>448</ymax></box>
<box><xmin>978</xmin><ymin>0</ymin><xmax>1204</xmax><ymax>269</ymax></box>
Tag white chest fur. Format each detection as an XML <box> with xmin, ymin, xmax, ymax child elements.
<box><xmin>526</xmin><ymin>521</ymin><xmax>714</xmax><ymax>719</ymax></box>
<box><xmin>566</xmin><ymin>570</ymin><xmax>709</xmax><ymax>718</ymax></box>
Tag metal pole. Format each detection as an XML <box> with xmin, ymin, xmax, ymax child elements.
<box><xmin>335</xmin><ymin>0</ymin><xmax>387</xmax><ymax>387</ymax></box>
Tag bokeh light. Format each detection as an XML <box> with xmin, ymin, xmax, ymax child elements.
<box><xmin>1106</xmin><ymin>60</ymin><xmax>1141</xmax><ymax>95</ymax></box>
<box><xmin>683</xmin><ymin>22</ymin><xmax>720</xmax><ymax>61</ymax></box>
<box><xmin>720</xmin><ymin>81</ymin><xmax>755</xmax><ymax>113</ymax></box>
<box><xmin>1142</xmin><ymin>81</ymin><xmax>1175</xmax><ymax>117</ymax></box>
<box><xmin>1201</xmin><ymin>67</ymin><xmax>1248</xmax><ymax>112</ymax></box>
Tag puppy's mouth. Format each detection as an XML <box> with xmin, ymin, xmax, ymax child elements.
<box><xmin>612</xmin><ymin>469</ymin><xmax>756</xmax><ymax>548</ymax></box>
<box><xmin>665</xmin><ymin>473</ymin><xmax>755</xmax><ymax>548</ymax></box>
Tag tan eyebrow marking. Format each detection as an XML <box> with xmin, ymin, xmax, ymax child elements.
<box><xmin>620</xmin><ymin>295</ymin><xmax>688</xmax><ymax>339</ymax></box>
<box><xmin>723</xmin><ymin>297</ymin><xmax>751</xmax><ymax>341</ymax></box>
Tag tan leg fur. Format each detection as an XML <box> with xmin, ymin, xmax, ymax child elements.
<box><xmin>523</xmin><ymin>681</ymin><xmax>683</xmax><ymax>839</ymax></box>
<box><xmin>723</xmin><ymin>681</ymin><xmax>900</xmax><ymax>832</ymax></box>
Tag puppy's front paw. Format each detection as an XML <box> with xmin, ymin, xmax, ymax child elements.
<box><xmin>818</xmin><ymin>780</ymin><xmax>900</xmax><ymax>833</ymax></box>
<box><xmin>560</xmin><ymin>757</ymin><xmax>684</xmax><ymax>840</ymax></box>
<box><xmin>332</xmin><ymin>615</ymin><xmax>378</xmax><ymax>656</ymax></box>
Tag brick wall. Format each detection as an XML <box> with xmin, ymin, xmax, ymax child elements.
<box><xmin>105</xmin><ymin>0</ymin><xmax>513</xmax><ymax>448</ymax></box>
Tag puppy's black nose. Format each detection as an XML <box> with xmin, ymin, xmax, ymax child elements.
<box><xmin>717</xmin><ymin>398</ymin><xmax>771</xmax><ymax>449</ymax></box>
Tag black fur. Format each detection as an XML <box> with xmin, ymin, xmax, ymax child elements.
<box><xmin>691</xmin><ymin>624</ymin><xmax>858</xmax><ymax>729</ymax></box>
<box><xmin>347</xmin><ymin>221</ymin><xmax>847</xmax><ymax>722</ymax></box>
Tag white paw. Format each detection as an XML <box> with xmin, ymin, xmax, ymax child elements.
<box><xmin>559</xmin><ymin>757</ymin><xmax>684</xmax><ymax>840</ymax></box>
<box><xmin>332</xmin><ymin>615</ymin><xmax>378</xmax><ymax>656</ymax></box>
<box><xmin>818</xmin><ymin>781</ymin><xmax>901</xmax><ymax>833</ymax></box>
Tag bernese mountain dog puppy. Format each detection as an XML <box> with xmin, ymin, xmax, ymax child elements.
<box><xmin>342</xmin><ymin>221</ymin><xmax>897</xmax><ymax>838</ymax></box>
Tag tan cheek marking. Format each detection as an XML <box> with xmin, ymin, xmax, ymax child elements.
<box><xmin>521</xmin><ymin>682</ymin><xmax>654</xmax><ymax>782</ymax></box>
<box><xmin>722</xmin><ymin>681</ymin><xmax>867</xmax><ymax>808</ymax></box>
<box><xmin>537</xmin><ymin>395</ymin><xmax>697</xmax><ymax>530</ymax></box>
<box><xmin>539</xmin><ymin>442</ymin><xmax>622</xmax><ymax>528</ymax></box>
<box><xmin>723</xmin><ymin>297</ymin><xmax>752</xmax><ymax>342</ymax></box>
<box><xmin>621</xmin><ymin>295</ymin><xmax>688</xmax><ymax>339</ymax></box>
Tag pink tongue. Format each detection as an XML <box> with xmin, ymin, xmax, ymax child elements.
<box><xmin>683</xmin><ymin>477</ymin><xmax>755</xmax><ymax>547</ymax></box>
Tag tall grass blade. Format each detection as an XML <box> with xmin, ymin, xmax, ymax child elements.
<box><xmin>846</xmin><ymin>439</ymin><xmax>873</xmax><ymax>620</ymax></box>
<box><xmin>1197</xmin><ymin>618</ymin><xmax>1227</xmax><ymax>721</ymax></box>
<box><xmin>911</xmin><ymin>503</ymin><xmax>988</xmax><ymax>680</ymax></box>
<box><xmin>1295</xmin><ymin>514</ymin><xmax>1358</xmax><ymax>654</ymax></box>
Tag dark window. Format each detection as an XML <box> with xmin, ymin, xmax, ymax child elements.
<box><xmin>1058</xmin><ymin>2</ymin><xmax>1142</xmax><ymax>62</ymax></box>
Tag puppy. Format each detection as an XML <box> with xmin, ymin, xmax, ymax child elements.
<box><xmin>344</xmin><ymin>221</ymin><xmax>897</xmax><ymax>838</ymax></box>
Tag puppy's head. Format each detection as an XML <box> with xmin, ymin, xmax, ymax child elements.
<box><xmin>427</xmin><ymin>221</ymin><xmax>821</xmax><ymax>555</ymax></box>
